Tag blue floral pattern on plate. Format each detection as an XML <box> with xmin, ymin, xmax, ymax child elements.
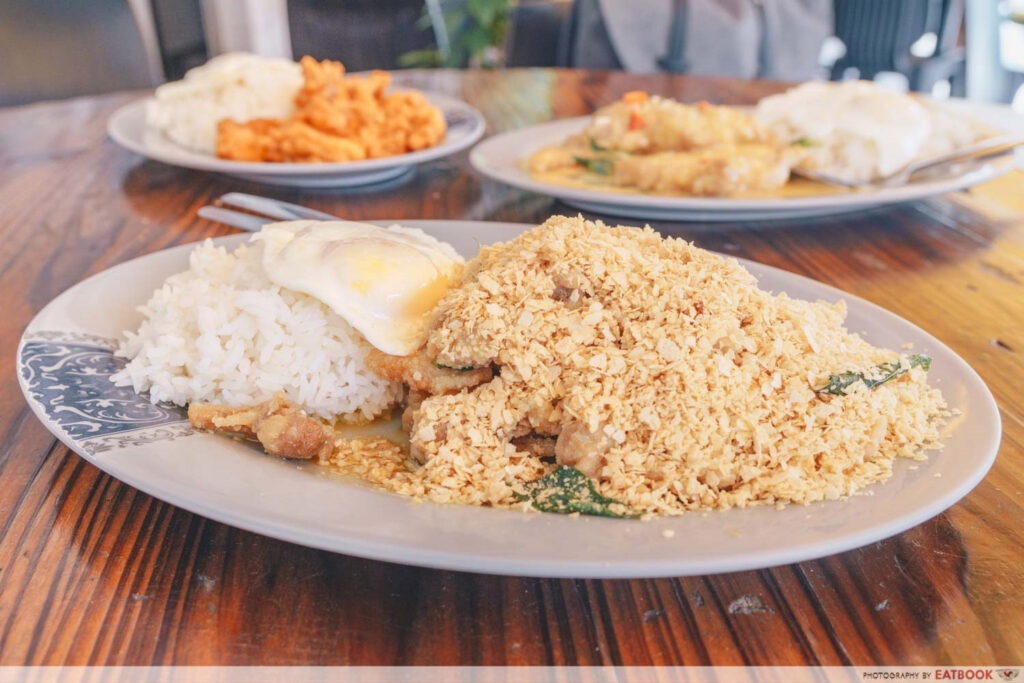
<box><xmin>19</xmin><ymin>331</ymin><xmax>194</xmax><ymax>454</ymax></box>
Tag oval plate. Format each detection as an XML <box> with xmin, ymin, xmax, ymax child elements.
<box><xmin>108</xmin><ymin>94</ymin><xmax>486</xmax><ymax>188</ymax></box>
<box><xmin>470</xmin><ymin>108</ymin><xmax>1015</xmax><ymax>222</ymax></box>
<box><xmin>17</xmin><ymin>220</ymin><xmax>1000</xmax><ymax>577</ymax></box>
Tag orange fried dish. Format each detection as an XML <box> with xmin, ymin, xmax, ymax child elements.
<box><xmin>216</xmin><ymin>57</ymin><xmax>447</xmax><ymax>163</ymax></box>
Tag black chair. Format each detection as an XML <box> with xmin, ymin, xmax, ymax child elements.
<box><xmin>0</xmin><ymin>0</ymin><xmax>159</xmax><ymax>106</ymax></box>
<box><xmin>288</xmin><ymin>0</ymin><xmax>568</xmax><ymax>70</ymax></box>
<box><xmin>556</xmin><ymin>0</ymin><xmax>622</xmax><ymax>69</ymax></box>
<box><xmin>287</xmin><ymin>0</ymin><xmax>436</xmax><ymax>71</ymax></box>
<box><xmin>830</xmin><ymin>0</ymin><xmax>966</xmax><ymax>94</ymax></box>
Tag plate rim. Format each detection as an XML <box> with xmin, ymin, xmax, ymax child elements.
<box><xmin>107</xmin><ymin>94</ymin><xmax>486</xmax><ymax>176</ymax></box>
<box><xmin>16</xmin><ymin>220</ymin><xmax>1002</xmax><ymax>577</ymax></box>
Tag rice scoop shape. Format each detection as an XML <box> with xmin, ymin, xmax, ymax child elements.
<box><xmin>254</xmin><ymin>220</ymin><xmax>463</xmax><ymax>356</ymax></box>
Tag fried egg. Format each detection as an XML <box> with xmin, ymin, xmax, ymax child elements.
<box><xmin>254</xmin><ymin>220</ymin><xmax>463</xmax><ymax>356</ymax></box>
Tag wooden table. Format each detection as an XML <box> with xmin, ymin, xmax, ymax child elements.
<box><xmin>1</xmin><ymin>69</ymin><xmax>1021</xmax><ymax>667</ymax></box>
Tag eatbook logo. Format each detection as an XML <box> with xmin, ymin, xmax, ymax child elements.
<box><xmin>998</xmin><ymin>671</ymin><xmax>1019</xmax><ymax>681</ymax></box>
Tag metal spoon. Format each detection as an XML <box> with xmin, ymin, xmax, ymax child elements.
<box><xmin>795</xmin><ymin>135</ymin><xmax>1024</xmax><ymax>188</ymax></box>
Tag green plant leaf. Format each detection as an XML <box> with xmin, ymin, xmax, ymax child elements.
<box><xmin>467</xmin><ymin>0</ymin><xmax>497</xmax><ymax>25</ymax></box>
<box><xmin>513</xmin><ymin>465</ymin><xmax>640</xmax><ymax>518</ymax></box>
<box><xmin>414</xmin><ymin>11</ymin><xmax>434</xmax><ymax>30</ymax></box>
<box><xmin>463</xmin><ymin>24</ymin><xmax>493</xmax><ymax>56</ymax></box>
<box><xmin>398</xmin><ymin>48</ymin><xmax>444</xmax><ymax>68</ymax></box>
<box><xmin>815</xmin><ymin>354</ymin><xmax>932</xmax><ymax>396</ymax></box>
<box><xmin>574</xmin><ymin>156</ymin><xmax>615</xmax><ymax>175</ymax></box>
<box><xmin>407</xmin><ymin>0</ymin><xmax>512</xmax><ymax>68</ymax></box>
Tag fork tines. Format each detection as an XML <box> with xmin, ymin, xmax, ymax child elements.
<box><xmin>198</xmin><ymin>193</ymin><xmax>340</xmax><ymax>232</ymax></box>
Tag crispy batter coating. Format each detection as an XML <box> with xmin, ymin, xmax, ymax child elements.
<box><xmin>365</xmin><ymin>346</ymin><xmax>494</xmax><ymax>466</ymax></box>
<box><xmin>527</xmin><ymin>93</ymin><xmax>805</xmax><ymax>197</ymax></box>
<box><xmin>611</xmin><ymin>145</ymin><xmax>803</xmax><ymax>196</ymax></box>
<box><xmin>365</xmin><ymin>347</ymin><xmax>493</xmax><ymax>395</ymax></box>
<box><xmin>188</xmin><ymin>394</ymin><xmax>334</xmax><ymax>460</ymax></box>
<box><xmin>587</xmin><ymin>96</ymin><xmax>776</xmax><ymax>153</ymax></box>
<box><xmin>553</xmin><ymin>422</ymin><xmax>611</xmax><ymax>478</ymax></box>
<box><xmin>217</xmin><ymin>118</ymin><xmax>367</xmax><ymax>162</ymax></box>
<box><xmin>511</xmin><ymin>434</ymin><xmax>557</xmax><ymax>459</ymax></box>
<box><xmin>216</xmin><ymin>56</ymin><xmax>446</xmax><ymax>163</ymax></box>
<box><xmin>405</xmin><ymin>216</ymin><xmax>947</xmax><ymax>513</ymax></box>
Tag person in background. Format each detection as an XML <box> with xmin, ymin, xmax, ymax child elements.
<box><xmin>562</xmin><ymin>0</ymin><xmax>832</xmax><ymax>81</ymax></box>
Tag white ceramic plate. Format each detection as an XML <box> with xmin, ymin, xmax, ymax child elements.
<box><xmin>17</xmin><ymin>220</ymin><xmax>1000</xmax><ymax>578</ymax></box>
<box><xmin>470</xmin><ymin>113</ymin><xmax>1015</xmax><ymax>222</ymax></box>
<box><xmin>108</xmin><ymin>94</ymin><xmax>486</xmax><ymax>188</ymax></box>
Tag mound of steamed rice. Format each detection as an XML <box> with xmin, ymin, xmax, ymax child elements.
<box><xmin>145</xmin><ymin>53</ymin><xmax>302</xmax><ymax>155</ymax></box>
<box><xmin>754</xmin><ymin>81</ymin><xmax>987</xmax><ymax>183</ymax></box>
<box><xmin>111</xmin><ymin>240</ymin><xmax>402</xmax><ymax>422</ymax></box>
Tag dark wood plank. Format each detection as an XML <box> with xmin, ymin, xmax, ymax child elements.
<box><xmin>0</xmin><ymin>69</ymin><xmax>1021</xmax><ymax>667</ymax></box>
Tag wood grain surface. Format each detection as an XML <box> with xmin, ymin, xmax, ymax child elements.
<box><xmin>0</xmin><ymin>69</ymin><xmax>1021</xmax><ymax>666</ymax></box>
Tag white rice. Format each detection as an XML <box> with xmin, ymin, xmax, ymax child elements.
<box><xmin>146</xmin><ymin>52</ymin><xmax>302</xmax><ymax>155</ymax></box>
<box><xmin>111</xmin><ymin>240</ymin><xmax>403</xmax><ymax>422</ymax></box>
<box><xmin>754</xmin><ymin>81</ymin><xmax>986</xmax><ymax>183</ymax></box>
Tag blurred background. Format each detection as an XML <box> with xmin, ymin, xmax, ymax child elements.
<box><xmin>2</xmin><ymin>0</ymin><xmax>1024</xmax><ymax>109</ymax></box>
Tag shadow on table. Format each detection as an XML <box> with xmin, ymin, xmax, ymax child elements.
<box><xmin>117</xmin><ymin>157</ymin><xmax>485</xmax><ymax>232</ymax></box>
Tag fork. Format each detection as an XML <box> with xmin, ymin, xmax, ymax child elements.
<box><xmin>795</xmin><ymin>134</ymin><xmax>1024</xmax><ymax>188</ymax></box>
<box><xmin>198</xmin><ymin>192</ymin><xmax>340</xmax><ymax>232</ymax></box>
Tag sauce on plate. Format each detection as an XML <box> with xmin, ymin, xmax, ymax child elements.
<box><xmin>530</xmin><ymin>166</ymin><xmax>846</xmax><ymax>199</ymax></box>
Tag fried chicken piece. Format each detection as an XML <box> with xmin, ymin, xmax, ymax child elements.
<box><xmin>253</xmin><ymin>413</ymin><xmax>334</xmax><ymax>461</ymax></box>
<box><xmin>402</xmin><ymin>389</ymin><xmax>429</xmax><ymax>433</ymax></box>
<box><xmin>366</xmin><ymin>347</ymin><xmax>493</xmax><ymax>395</ymax></box>
<box><xmin>214</xmin><ymin>56</ymin><xmax>446</xmax><ymax>163</ymax></box>
<box><xmin>294</xmin><ymin>56</ymin><xmax>350</xmax><ymax>106</ymax></box>
<box><xmin>187</xmin><ymin>402</ymin><xmax>261</xmax><ymax>439</ymax></box>
<box><xmin>527</xmin><ymin>144</ymin><xmax>583</xmax><ymax>174</ymax></box>
<box><xmin>213</xmin><ymin>120</ymin><xmax>268</xmax><ymax>163</ymax></box>
<box><xmin>511</xmin><ymin>435</ymin><xmax>557</xmax><ymax>459</ymax></box>
<box><xmin>554</xmin><ymin>422</ymin><xmax>612</xmax><ymax>478</ymax></box>
<box><xmin>294</xmin><ymin>60</ymin><xmax>390</xmax><ymax>138</ymax></box>
<box><xmin>382</xmin><ymin>91</ymin><xmax>446</xmax><ymax>152</ymax></box>
<box><xmin>410</xmin><ymin>419</ymin><xmax>446</xmax><ymax>465</ymax></box>
<box><xmin>188</xmin><ymin>394</ymin><xmax>334</xmax><ymax>460</ymax></box>
<box><xmin>612</xmin><ymin>144</ymin><xmax>802</xmax><ymax>196</ymax></box>
<box><xmin>217</xmin><ymin>118</ymin><xmax>367</xmax><ymax>162</ymax></box>
<box><xmin>585</xmin><ymin>96</ymin><xmax>775</xmax><ymax>154</ymax></box>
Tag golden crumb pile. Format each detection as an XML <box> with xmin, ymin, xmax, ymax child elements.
<box><xmin>216</xmin><ymin>56</ymin><xmax>446</xmax><ymax>163</ymax></box>
<box><xmin>327</xmin><ymin>216</ymin><xmax>947</xmax><ymax>515</ymax></box>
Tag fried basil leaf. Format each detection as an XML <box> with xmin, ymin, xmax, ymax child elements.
<box><xmin>513</xmin><ymin>465</ymin><xmax>639</xmax><ymax>518</ymax></box>
<box><xmin>816</xmin><ymin>354</ymin><xmax>932</xmax><ymax>396</ymax></box>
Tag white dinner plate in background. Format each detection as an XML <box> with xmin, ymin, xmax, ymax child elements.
<box><xmin>108</xmin><ymin>94</ymin><xmax>486</xmax><ymax>188</ymax></box>
<box><xmin>470</xmin><ymin>109</ymin><xmax>1016</xmax><ymax>222</ymax></box>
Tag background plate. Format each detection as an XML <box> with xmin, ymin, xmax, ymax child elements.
<box><xmin>470</xmin><ymin>111</ymin><xmax>1014</xmax><ymax>222</ymax></box>
<box><xmin>17</xmin><ymin>221</ymin><xmax>1000</xmax><ymax>578</ymax></box>
<box><xmin>108</xmin><ymin>94</ymin><xmax>486</xmax><ymax>187</ymax></box>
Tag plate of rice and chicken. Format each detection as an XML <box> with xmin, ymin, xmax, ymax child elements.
<box><xmin>107</xmin><ymin>53</ymin><xmax>486</xmax><ymax>187</ymax></box>
<box><xmin>471</xmin><ymin>80</ymin><xmax>1015</xmax><ymax>221</ymax></box>
<box><xmin>17</xmin><ymin>216</ymin><xmax>999</xmax><ymax>577</ymax></box>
